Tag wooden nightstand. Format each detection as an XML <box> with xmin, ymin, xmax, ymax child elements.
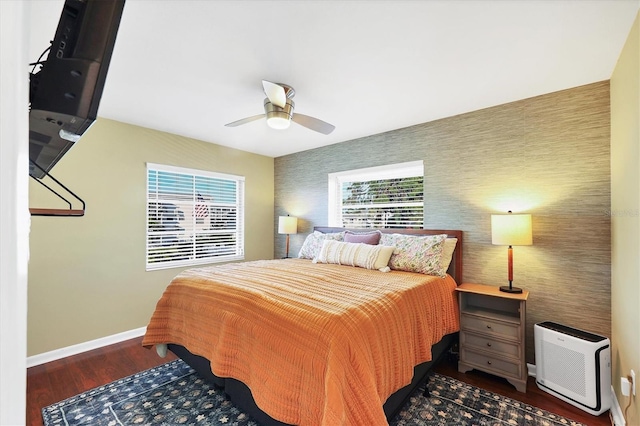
<box><xmin>455</xmin><ymin>283</ymin><xmax>529</xmax><ymax>392</ymax></box>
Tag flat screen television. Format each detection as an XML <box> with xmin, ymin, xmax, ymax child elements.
<box><xmin>29</xmin><ymin>0</ymin><xmax>125</xmax><ymax>178</ymax></box>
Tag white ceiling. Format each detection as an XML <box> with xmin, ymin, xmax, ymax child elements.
<box><xmin>28</xmin><ymin>0</ymin><xmax>639</xmax><ymax>158</ymax></box>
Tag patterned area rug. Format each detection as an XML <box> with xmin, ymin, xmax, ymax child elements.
<box><xmin>42</xmin><ymin>359</ymin><xmax>585</xmax><ymax>426</ymax></box>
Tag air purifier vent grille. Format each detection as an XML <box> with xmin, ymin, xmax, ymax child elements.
<box><xmin>541</xmin><ymin>340</ymin><xmax>586</xmax><ymax>396</ymax></box>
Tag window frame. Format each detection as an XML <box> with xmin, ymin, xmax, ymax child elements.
<box><xmin>146</xmin><ymin>163</ymin><xmax>245</xmax><ymax>271</ymax></box>
<box><xmin>328</xmin><ymin>160</ymin><xmax>424</xmax><ymax>229</ymax></box>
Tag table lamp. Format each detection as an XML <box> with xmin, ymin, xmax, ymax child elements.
<box><xmin>278</xmin><ymin>215</ymin><xmax>298</xmax><ymax>258</ymax></box>
<box><xmin>491</xmin><ymin>211</ymin><xmax>532</xmax><ymax>293</ymax></box>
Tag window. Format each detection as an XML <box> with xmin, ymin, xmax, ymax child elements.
<box><xmin>146</xmin><ymin>163</ymin><xmax>244</xmax><ymax>270</ymax></box>
<box><xmin>328</xmin><ymin>161</ymin><xmax>424</xmax><ymax>229</ymax></box>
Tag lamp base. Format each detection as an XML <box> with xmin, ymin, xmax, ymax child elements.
<box><xmin>500</xmin><ymin>285</ymin><xmax>523</xmax><ymax>294</ymax></box>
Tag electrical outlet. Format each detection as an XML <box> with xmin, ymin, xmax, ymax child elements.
<box><xmin>621</xmin><ymin>377</ymin><xmax>631</xmax><ymax>396</ymax></box>
<box><xmin>632</xmin><ymin>369</ymin><xmax>636</xmax><ymax>396</ymax></box>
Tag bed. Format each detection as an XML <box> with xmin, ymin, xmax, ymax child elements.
<box><xmin>142</xmin><ymin>227</ymin><xmax>463</xmax><ymax>425</ymax></box>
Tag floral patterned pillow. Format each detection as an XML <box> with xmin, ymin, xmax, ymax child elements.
<box><xmin>379</xmin><ymin>233</ymin><xmax>448</xmax><ymax>277</ymax></box>
<box><xmin>298</xmin><ymin>231</ymin><xmax>345</xmax><ymax>259</ymax></box>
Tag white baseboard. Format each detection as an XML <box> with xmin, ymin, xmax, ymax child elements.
<box><xmin>610</xmin><ymin>386</ymin><xmax>625</xmax><ymax>426</ymax></box>
<box><xmin>26</xmin><ymin>327</ymin><xmax>147</xmax><ymax>368</ymax></box>
<box><xmin>527</xmin><ymin>362</ymin><xmax>537</xmax><ymax>378</ymax></box>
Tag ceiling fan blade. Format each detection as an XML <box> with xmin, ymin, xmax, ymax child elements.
<box><xmin>292</xmin><ymin>113</ymin><xmax>335</xmax><ymax>135</ymax></box>
<box><xmin>224</xmin><ymin>114</ymin><xmax>264</xmax><ymax>127</ymax></box>
<box><xmin>262</xmin><ymin>80</ymin><xmax>287</xmax><ymax>108</ymax></box>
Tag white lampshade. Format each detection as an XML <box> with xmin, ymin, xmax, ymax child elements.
<box><xmin>491</xmin><ymin>213</ymin><xmax>532</xmax><ymax>246</ymax></box>
<box><xmin>278</xmin><ymin>216</ymin><xmax>298</xmax><ymax>234</ymax></box>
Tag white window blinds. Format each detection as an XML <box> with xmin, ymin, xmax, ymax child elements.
<box><xmin>328</xmin><ymin>161</ymin><xmax>424</xmax><ymax>229</ymax></box>
<box><xmin>146</xmin><ymin>163</ymin><xmax>245</xmax><ymax>270</ymax></box>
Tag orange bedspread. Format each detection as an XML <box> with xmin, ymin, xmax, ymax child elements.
<box><xmin>143</xmin><ymin>259</ymin><xmax>459</xmax><ymax>425</ymax></box>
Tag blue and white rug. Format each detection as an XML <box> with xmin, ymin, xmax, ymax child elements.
<box><xmin>42</xmin><ymin>359</ymin><xmax>585</xmax><ymax>425</ymax></box>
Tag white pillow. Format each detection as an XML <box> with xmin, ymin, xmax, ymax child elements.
<box><xmin>314</xmin><ymin>240</ymin><xmax>395</xmax><ymax>272</ymax></box>
<box><xmin>439</xmin><ymin>238</ymin><xmax>458</xmax><ymax>277</ymax></box>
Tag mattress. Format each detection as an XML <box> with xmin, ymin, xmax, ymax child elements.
<box><xmin>143</xmin><ymin>258</ymin><xmax>459</xmax><ymax>425</ymax></box>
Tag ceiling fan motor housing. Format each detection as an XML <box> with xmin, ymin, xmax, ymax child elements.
<box><xmin>264</xmin><ymin>98</ymin><xmax>294</xmax><ymax>129</ymax></box>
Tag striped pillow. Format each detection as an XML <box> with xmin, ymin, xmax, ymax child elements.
<box><xmin>314</xmin><ymin>240</ymin><xmax>395</xmax><ymax>271</ymax></box>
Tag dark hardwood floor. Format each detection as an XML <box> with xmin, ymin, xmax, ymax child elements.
<box><xmin>433</xmin><ymin>354</ymin><xmax>613</xmax><ymax>426</ymax></box>
<box><xmin>27</xmin><ymin>337</ymin><xmax>178</xmax><ymax>426</ymax></box>
<box><xmin>27</xmin><ymin>337</ymin><xmax>612</xmax><ymax>426</ymax></box>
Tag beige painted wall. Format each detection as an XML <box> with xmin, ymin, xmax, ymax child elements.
<box><xmin>275</xmin><ymin>81</ymin><xmax>611</xmax><ymax>365</ymax></box>
<box><xmin>611</xmin><ymin>11</ymin><xmax>640</xmax><ymax>424</ymax></box>
<box><xmin>28</xmin><ymin>118</ymin><xmax>274</xmax><ymax>356</ymax></box>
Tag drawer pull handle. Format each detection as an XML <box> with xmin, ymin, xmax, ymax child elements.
<box><xmin>486</xmin><ymin>342</ymin><xmax>492</xmax><ymax>347</ymax></box>
<box><xmin>486</xmin><ymin>325</ymin><xmax>492</xmax><ymax>329</ymax></box>
<box><xmin>487</xmin><ymin>361</ymin><xmax>492</xmax><ymax>365</ymax></box>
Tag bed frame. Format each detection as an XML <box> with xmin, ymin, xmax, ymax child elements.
<box><xmin>168</xmin><ymin>227</ymin><xmax>463</xmax><ymax>425</ymax></box>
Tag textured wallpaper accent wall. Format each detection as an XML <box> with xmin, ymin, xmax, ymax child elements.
<box><xmin>275</xmin><ymin>81</ymin><xmax>611</xmax><ymax>363</ymax></box>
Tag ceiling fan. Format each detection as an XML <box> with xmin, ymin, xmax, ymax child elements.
<box><xmin>225</xmin><ymin>80</ymin><xmax>335</xmax><ymax>135</ymax></box>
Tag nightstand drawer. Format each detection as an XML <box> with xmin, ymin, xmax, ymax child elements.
<box><xmin>460</xmin><ymin>313</ymin><xmax>519</xmax><ymax>340</ymax></box>
<box><xmin>460</xmin><ymin>331</ymin><xmax>520</xmax><ymax>358</ymax></box>
<box><xmin>461</xmin><ymin>347</ymin><xmax>522</xmax><ymax>378</ymax></box>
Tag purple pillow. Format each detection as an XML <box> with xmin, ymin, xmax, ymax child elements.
<box><xmin>344</xmin><ymin>230</ymin><xmax>382</xmax><ymax>245</ymax></box>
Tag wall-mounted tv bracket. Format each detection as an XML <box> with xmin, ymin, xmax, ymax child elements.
<box><xmin>29</xmin><ymin>160</ymin><xmax>85</xmax><ymax>217</ymax></box>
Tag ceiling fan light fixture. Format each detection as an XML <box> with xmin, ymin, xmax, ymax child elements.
<box><xmin>264</xmin><ymin>98</ymin><xmax>294</xmax><ymax>130</ymax></box>
<box><xmin>267</xmin><ymin>114</ymin><xmax>291</xmax><ymax>130</ymax></box>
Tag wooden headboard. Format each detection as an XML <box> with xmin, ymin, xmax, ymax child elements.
<box><xmin>314</xmin><ymin>227</ymin><xmax>463</xmax><ymax>284</ymax></box>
